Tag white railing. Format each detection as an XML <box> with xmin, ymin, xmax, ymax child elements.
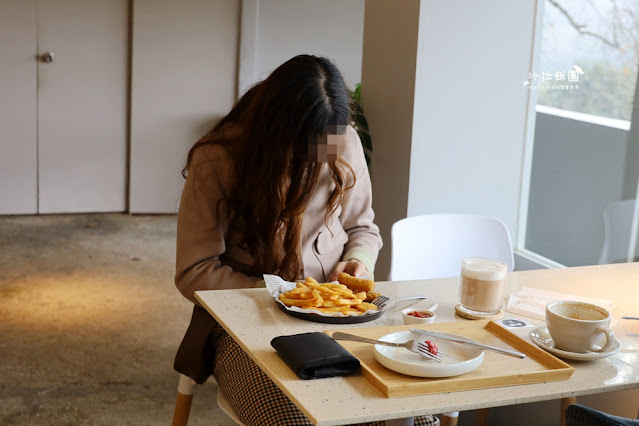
<box><xmin>536</xmin><ymin>104</ymin><xmax>631</xmax><ymax>131</ymax></box>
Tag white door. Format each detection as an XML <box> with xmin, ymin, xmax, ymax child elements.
<box><xmin>37</xmin><ymin>0</ymin><xmax>128</xmax><ymax>213</ymax></box>
<box><xmin>0</xmin><ymin>0</ymin><xmax>38</xmax><ymax>214</ymax></box>
<box><xmin>129</xmin><ymin>0</ymin><xmax>239</xmax><ymax>213</ymax></box>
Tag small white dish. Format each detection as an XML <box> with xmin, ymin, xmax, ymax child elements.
<box><xmin>529</xmin><ymin>326</ymin><xmax>621</xmax><ymax>361</ymax></box>
<box><xmin>373</xmin><ymin>330</ymin><xmax>485</xmax><ymax>377</ymax></box>
<box><xmin>402</xmin><ymin>303</ymin><xmax>438</xmax><ymax>325</ymax></box>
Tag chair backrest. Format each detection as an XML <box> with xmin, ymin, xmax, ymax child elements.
<box><xmin>598</xmin><ymin>199</ymin><xmax>639</xmax><ymax>264</ymax></box>
<box><xmin>389</xmin><ymin>213</ymin><xmax>514</xmax><ymax>281</ymax></box>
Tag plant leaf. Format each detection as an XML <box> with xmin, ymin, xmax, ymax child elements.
<box><xmin>359</xmin><ymin>114</ymin><xmax>370</xmax><ymax>132</ymax></box>
<box><xmin>350</xmin><ymin>83</ymin><xmax>372</xmax><ymax>166</ymax></box>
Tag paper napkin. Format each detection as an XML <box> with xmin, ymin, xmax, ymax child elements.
<box><xmin>506</xmin><ymin>287</ymin><xmax>612</xmax><ymax>321</ymax></box>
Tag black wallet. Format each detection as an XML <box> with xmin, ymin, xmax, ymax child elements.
<box><xmin>270</xmin><ymin>332</ymin><xmax>360</xmax><ymax>380</ymax></box>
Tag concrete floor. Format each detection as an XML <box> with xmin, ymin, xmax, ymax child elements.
<box><xmin>0</xmin><ymin>214</ymin><xmax>235</xmax><ymax>425</ymax></box>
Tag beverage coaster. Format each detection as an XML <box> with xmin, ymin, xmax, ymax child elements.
<box><xmin>455</xmin><ymin>304</ymin><xmax>504</xmax><ymax>320</ymax></box>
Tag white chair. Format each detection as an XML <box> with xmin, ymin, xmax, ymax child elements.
<box><xmin>389</xmin><ymin>213</ymin><xmax>514</xmax><ymax>281</ymax></box>
<box><xmin>598</xmin><ymin>199</ymin><xmax>639</xmax><ymax>264</ymax></box>
<box><xmin>172</xmin><ymin>374</ymin><xmax>244</xmax><ymax>426</ymax></box>
<box><xmin>389</xmin><ymin>213</ymin><xmax>514</xmax><ymax>426</ymax></box>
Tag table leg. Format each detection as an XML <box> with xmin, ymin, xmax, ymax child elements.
<box><xmin>560</xmin><ymin>397</ymin><xmax>577</xmax><ymax>426</ymax></box>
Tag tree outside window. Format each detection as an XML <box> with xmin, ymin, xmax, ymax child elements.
<box><xmin>536</xmin><ymin>0</ymin><xmax>639</xmax><ymax>121</ymax></box>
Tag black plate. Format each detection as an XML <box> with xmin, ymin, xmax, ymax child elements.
<box><xmin>275</xmin><ymin>300</ymin><xmax>385</xmax><ymax>324</ymax></box>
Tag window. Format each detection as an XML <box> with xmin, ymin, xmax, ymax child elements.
<box><xmin>524</xmin><ymin>0</ymin><xmax>639</xmax><ymax>267</ymax></box>
<box><xmin>535</xmin><ymin>0</ymin><xmax>638</xmax><ymax>121</ymax></box>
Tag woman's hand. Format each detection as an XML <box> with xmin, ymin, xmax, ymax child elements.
<box><xmin>328</xmin><ymin>260</ymin><xmax>369</xmax><ymax>282</ymax></box>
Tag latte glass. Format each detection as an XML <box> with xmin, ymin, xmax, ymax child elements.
<box><xmin>458</xmin><ymin>257</ymin><xmax>507</xmax><ymax>316</ymax></box>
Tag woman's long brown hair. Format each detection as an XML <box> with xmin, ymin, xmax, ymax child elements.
<box><xmin>183</xmin><ymin>55</ymin><xmax>355</xmax><ymax>281</ymax></box>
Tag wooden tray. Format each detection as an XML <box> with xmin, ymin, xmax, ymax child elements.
<box><xmin>325</xmin><ymin>320</ymin><xmax>574</xmax><ymax>398</ymax></box>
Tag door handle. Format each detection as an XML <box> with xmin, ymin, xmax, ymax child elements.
<box><xmin>39</xmin><ymin>52</ymin><xmax>55</xmax><ymax>63</ymax></box>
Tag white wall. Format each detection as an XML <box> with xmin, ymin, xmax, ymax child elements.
<box><xmin>130</xmin><ymin>0</ymin><xmax>240</xmax><ymax>213</ymax></box>
<box><xmin>363</xmin><ymin>0</ymin><xmax>538</xmax><ymax>279</ymax></box>
<box><xmin>526</xmin><ymin>110</ymin><xmax>628</xmax><ymax>266</ymax></box>
<box><xmin>0</xmin><ymin>0</ymin><xmax>366</xmax><ymax>214</ymax></box>
<box><xmin>238</xmin><ymin>0</ymin><xmax>364</xmax><ymax>94</ymax></box>
<box><xmin>408</xmin><ymin>0</ymin><xmax>536</xmax><ymax>238</ymax></box>
<box><xmin>130</xmin><ymin>0</ymin><xmax>365</xmax><ymax>213</ymax></box>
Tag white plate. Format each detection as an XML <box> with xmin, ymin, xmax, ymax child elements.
<box><xmin>373</xmin><ymin>330</ymin><xmax>485</xmax><ymax>378</ymax></box>
<box><xmin>529</xmin><ymin>326</ymin><xmax>621</xmax><ymax>361</ymax></box>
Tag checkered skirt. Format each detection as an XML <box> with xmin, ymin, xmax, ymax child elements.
<box><xmin>211</xmin><ymin>323</ymin><xmax>439</xmax><ymax>426</ymax></box>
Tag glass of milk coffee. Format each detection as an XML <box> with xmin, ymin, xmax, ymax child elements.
<box><xmin>458</xmin><ymin>257</ymin><xmax>508</xmax><ymax>317</ymax></box>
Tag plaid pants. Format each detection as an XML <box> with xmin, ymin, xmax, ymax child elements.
<box><xmin>211</xmin><ymin>323</ymin><xmax>439</xmax><ymax>426</ymax></box>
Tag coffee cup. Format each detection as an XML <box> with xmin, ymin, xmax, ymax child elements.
<box><xmin>546</xmin><ymin>301</ymin><xmax>615</xmax><ymax>353</ymax></box>
<box><xmin>457</xmin><ymin>257</ymin><xmax>507</xmax><ymax>316</ymax></box>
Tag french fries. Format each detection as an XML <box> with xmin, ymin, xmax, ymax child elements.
<box><xmin>278</xmin><ymin>275</ymin><xmax>378</xmax><ymax>316</ymax></box>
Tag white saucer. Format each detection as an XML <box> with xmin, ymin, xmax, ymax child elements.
<box><xmin>529</xmin><ymin>326</ymin><xmax>621</xmax><ymax>361</ymax></box>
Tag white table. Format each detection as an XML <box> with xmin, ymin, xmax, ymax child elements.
<box><xmin>195</xmin><ymin>263</ymin><xmax>639</xmax><ymax>425</ymax></box>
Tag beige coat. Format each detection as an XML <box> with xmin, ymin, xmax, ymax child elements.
<box><xmin>175</xmin><ymin>125</ymin><xmax>382</xmax><ymax>304</ymax></box>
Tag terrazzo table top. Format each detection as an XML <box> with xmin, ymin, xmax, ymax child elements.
<box><xmin>195</xmin><ymin>263</ymin><xmax>639</xmax><ymax>425</ymax></box>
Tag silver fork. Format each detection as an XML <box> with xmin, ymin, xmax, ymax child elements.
<box><xmin>371</xmin><ymin>295</ymin><xmax>428</xmax><ymax>310</ymax></box>
<box><xmin>331</xmin><ymin>332</ymin><xmax>442</xmax><ymax>362</ymax></box>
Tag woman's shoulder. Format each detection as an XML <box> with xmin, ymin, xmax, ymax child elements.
<box><xmin>187</xmin><ymin>141</ymin><xmax>237</xmax><ymax>193</ymax></box>
<box><xmin>184</xmin><ymin>144</ymin><xmax>235</xmax><ymax>198</ymax></box>
<box><xmin>344</xmin><ymin>124</ymin><xmax>360</xmax><ymax>144</ymax></box>
<box><xmin>192</xmin><ymin>122</ymin><xmax>242</xmax><ymax>159</ymax></box>
<box><xmin>191</xmin><ymin>142</ymin><xmax>230</xmax><ymax>163</ymax></box>
<box><xmin>341</xmin><ymin>125</ymin><xmax>366</xmax><ymax>167</ymax></box>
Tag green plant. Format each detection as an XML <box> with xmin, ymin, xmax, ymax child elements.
<box><xmin>350</xmin><ymin>83</ymin><xmax>373</xmax><ymax>165</ymax></box>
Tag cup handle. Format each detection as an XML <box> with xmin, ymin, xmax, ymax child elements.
<box><xmin>589</xmin><ymin>327</ymin><xmax>615</xmax><ymax>353</ymax></box>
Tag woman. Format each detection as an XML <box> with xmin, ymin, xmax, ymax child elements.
<box><xmin>175</xmin><ymin>55</ymin><xmax>437</xmax><ymax>426</ymax></box>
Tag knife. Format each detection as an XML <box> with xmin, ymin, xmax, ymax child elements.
<box><xmin>409</xmin><ymin>329</ymin><xmax>526</xmax><ymax>359</ymax></box>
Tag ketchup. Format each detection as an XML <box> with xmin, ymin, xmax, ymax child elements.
<box><xmin>424</xmin><ymin>340</ymin><xmax>438</xmax><ymax>355</ymax></box>
<box><xmin>407</xmin><ymin>310</ymin><xmax>433</xmax><ymax>318</ymax></box>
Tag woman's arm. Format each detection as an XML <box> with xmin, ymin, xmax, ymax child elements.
<box><xmin>175</xmin><ymin>145</ymin><xmax>258</xmax><ymax>304</ymax></box>
<box><xmin>335</xmin><ymin>126</ymin><xmax>383</xmax><ymax>279</ymax></box>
